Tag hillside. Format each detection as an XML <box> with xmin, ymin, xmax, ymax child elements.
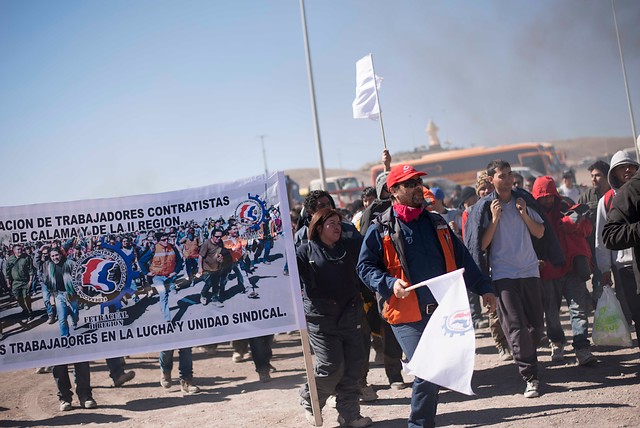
<box><xmin>286</xmin><ymin>136</ymin><xmax>636</xmax><ymax>190</ymax></box>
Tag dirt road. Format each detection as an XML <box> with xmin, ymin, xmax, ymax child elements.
<box><xmin>0</xmin><ymin>314</ymin><xmax>638</xmax><ymax>428</ymax></box>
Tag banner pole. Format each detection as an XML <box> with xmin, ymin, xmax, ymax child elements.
<box><xmin>299</xmin><ymin>328</ymin><xmax>323</xmax><ymax>426</ymax></box>
<box><xmin>369</xmin><ymin>53</ymin><xmax>388</xmax><ymax>151</ymax></box>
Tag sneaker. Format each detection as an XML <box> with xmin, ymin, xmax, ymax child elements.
<box><xmin>160</xmin><ymin>371</ymin><xmax>172</xmax><ymax>389</ymax></box>
<box><xmin>59</xmin><ymin>401</ymin><xmax>72</xmax><ymax>411</ymax></box>
<box><xmin>551</xmin><ymin>342</ymin><xmax>565</xmax><ymax>362</ymax></box>
<box><xmin>359</xmin><ymin>385</ymin><xmax>378</xmax><ymax>402</ymax></box>
<box><xmin>283</xmin><ymin>269</ymin><xmax>289</xmax><ymax>276</ymax></box>
<box><xmin>35</xmin><ymin>367</ymin><xmax>47</xmax><ymax>374</ymax></box>
<box><xmin>337</xmin><ymin>415</ymin><xmax>373</xmax><ymax>427</ymax></box>
<box><xmin>81</xmin><ymin>399</ymin><xmax>97</xmax><ymax>409</ymax></box>
<box><xmin>498</xmin><ymin>346</ymin><xmax>513</xmax><ymax>361</ymax></box>
<box><xmin>48</xmin><ymin>315</ymin><xmax>57</xmax><ymax>324</ymax></box>
<box><xmin>213</xmin><ymin>300</ymin><xmax>224</xmax><ymax>308</ymax></box>
<box><xmin>523</xmin><ymin>379</ymin><xmax>539</xmax><ymax>398</ymax></box>
<box><xmin>232</xmin><ymin>352</ymin><xmax>245</xmax><ymax>363</ymax></box>
<box><xmin>200</xmin><ymin>297</ymin><xmax>208</xmax><ymax>305</ymax></box>
<box><xmin>258</xmin><ymin>370</ymin><xmax>271</xmax><ymax>382</ymax></box>
<box><xmin>113</xmin><ymin>370</ymin><xmax>136</xmax><ymax>387</ymax></box>
<box><xmin>576</xmin><ymin>348</ymin><xmax>597</xmax><ymax>366</ymax></box>
<box><xmin>180</xmin><ymin>379</ymin><xmax>200</xmax><ymax>394</ymax></box>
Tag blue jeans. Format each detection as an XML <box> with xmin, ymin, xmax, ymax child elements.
<box><xmin>542</xmin><ymin>272</ymin><xmax>590</xmax><ymax>350</ymax></box>
<box><xmin>200</xmin><ymin>271</ymin><xmax>224</xmax><ymax>303</ymax></box>
<box><xmin>159</xmin><ymin>348</ymin><xmax>193</xmax><ymax>380</ymax></box>
<box><xmin>55</xmin><ymin>292</ymin><xmax>79</xmax><ymax>337</ymax></box>
<box><xmin>42</xmin><ymin>284</ymin><xmax>54</xmax><ymax>318</ymax></box>
<box><xmin>151</xmin><ymin>276</ymin><xmax>174</xmax><ymax>321</ymax></box>
<box><xmin>391</xmin><ymin>314</ymin><xmax>439</xmax><ymax>428</ymax></box>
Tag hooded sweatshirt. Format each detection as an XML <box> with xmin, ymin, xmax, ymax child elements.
<box><xmin>595</xmin><ymin>150</ymin><xmax>640</xmax><ymax>272</ymax></box>
<box><xmin>531</xmin><ymin>176</ymin><xmax>592</xmax><ymax>280</ymax></box>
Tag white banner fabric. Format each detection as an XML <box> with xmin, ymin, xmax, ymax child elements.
<box><xmin>0</xmin><ymin>172</ymin><xmax>306</xmax><ymax>372</ymax></box>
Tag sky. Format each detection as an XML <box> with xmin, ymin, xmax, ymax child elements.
<box><xmin>1</xmin><ymin>0</ymin><xmax>639</xmax><ymax>206</ymax></box>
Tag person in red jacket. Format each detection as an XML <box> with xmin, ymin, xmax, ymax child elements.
<box><xmin>531</xmin><ymin>176</ymin><xmax>596</xmax><ymax>366</ymax></box>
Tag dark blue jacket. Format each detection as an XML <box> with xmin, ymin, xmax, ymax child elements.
<box><xmin>357</xmin><ymin>206</ymin><xmax>493</xmax><ymax>308</ymax></box>
<box><xmin>464</xmin><ymin>188</ymin><xmax>564</xmax><ymax>274</ymax></box>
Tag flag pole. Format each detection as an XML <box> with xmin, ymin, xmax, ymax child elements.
<box><xmin>369</xmin><ymin>53</ymin><xmax>388</xmax><ymax>151</ymax></box>
<box><xmin>611</xmin><ymin>0</ymin><xmax>639</xmax><ymax>161</ymax></box>
<box><xmin>299</xmin><ymin>0</ymin><xmax>327</xmax><ymax>191</ymax></box>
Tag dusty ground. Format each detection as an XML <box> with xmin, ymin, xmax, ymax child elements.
<box><xmin>0</xmin><ymin>311</ymin><xmax>638</xmax><ymax>428</ymax></box>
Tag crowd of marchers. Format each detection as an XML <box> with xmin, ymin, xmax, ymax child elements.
<box><xmin>2</xmin><ymin>149</ymin><xmax>639</xmax><ymax>428</ymax></box>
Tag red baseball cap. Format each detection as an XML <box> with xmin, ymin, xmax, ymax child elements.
<box><xmin>386</xmin><ymin>164</ymin><xmax>427</xmax><ymax>189</ymax></box>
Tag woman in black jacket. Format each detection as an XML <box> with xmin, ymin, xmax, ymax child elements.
<box><xmin>296</xmin><ymin>208</ymin><xmax>372</xmax><ymax>428</ymax></box>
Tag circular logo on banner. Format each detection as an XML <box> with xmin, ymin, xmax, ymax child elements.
<box><xmin>442</xmin><ymin>309</ymin><xmax>473</xmax><ymax>337</ymax></box>
<box><xmin>72</xmin><ymin>248</ymin><xmax>128</xmax><ymax>303</ymax></box>
<box><xmin>234</xmin><ymin>194</ymin><xmax>266</xmax><ymax>231</ymax></box>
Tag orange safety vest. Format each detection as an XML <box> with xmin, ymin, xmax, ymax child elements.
<box><xmin>183</xmin><ymin>238</ymin><xmax>200</xmax><ymax>260</ymax></box>
<box><xmin>223</xmin><ymin>236</ymin><xmax>246</xmax><ymax>262</ymax></box>
<box><xmin>149</xmin><ymin>243</ymin><xmax>177</xmax><ymax>277</ymax></box>
<box><xmin>381</xmin><ymin>220</ymin><xmax>458</xmax><ymax>325</ymax></box>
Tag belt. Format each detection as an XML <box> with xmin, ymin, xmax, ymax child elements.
<box><xmin>424</xmin><ymin>303</ymin><xmax>438</xmax><ymax>314</ymax></box>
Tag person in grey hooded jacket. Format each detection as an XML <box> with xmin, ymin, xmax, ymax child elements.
<box><xmin>594</xmin><ymin>150</ymin><xmax>639</xmax><ymax>322</ymax></box>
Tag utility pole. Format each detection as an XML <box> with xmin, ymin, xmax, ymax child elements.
<box><xmin>258</xmin><ymin>134</ymin><xmax>268</xmax><ymax>176</ymax></box>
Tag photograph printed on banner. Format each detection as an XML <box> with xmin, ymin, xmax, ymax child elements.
<box><xmin>0</xmin><ymin>173</ymin><xmax>304</xmax><ymax>372</ymax></box>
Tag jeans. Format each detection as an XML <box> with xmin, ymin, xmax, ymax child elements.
<box><xmin>200</xmin><ymin>271</ymin><xmax>224</xmax><ymax>303</ymax></box>
<box><xmin>542</xmin><ymin>273</ymin><xmax>591</xmax><ymax>350</ymax></box>
<box><xmin>55</xmin><ymin>292</ymin><xmax>79</xmax><ymax>337</ymax></box>
<box><xmin>53</xmin><ymin>362</ymin><xmax>91</xmax><ymax>403</ymax></box>
<box><xmin>391</xmin><ymin>314</ymin><xmax>439</xmax><ymax>428</ymax></box>
<box><xmin>42</xmin><ymin>284</ymin><xmax>54</xmax><ymax>318</ymax></box>
<box><xmin>185</xmin><ymin>258</ymin><xmax>198</xmax><ymax>283</ymax></box>
<box><xmin>159</xmin><ymin>348</ymin><xmax>193</xmax><ymax>380</ymax></box>
<box><xmin>221</xmin><ymin>262</ymin><xmax>245</xmax><ymax>289</ymax></box>
<box><xmin>151</xmin><ymin>276</ymin><xmax>174</xmax><ymax>321</ymax></box>
<box><xmin>106</xmin><ymin>357</ymin><xmax>126</xmax><ymax>381</ymax></box>
<box><xmin>249</xmin><ymin>335</ymin><xmax>274</xmax><ymax>372</ymax></box>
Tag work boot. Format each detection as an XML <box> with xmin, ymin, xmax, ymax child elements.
<box><xmin>180</xmin><ymin>379</ymin><xmax>200</xmax><ymax>394</ymax></box>
<box><xmin>576</xmin><ymin>348</ymin><xmax>597</xmax><ymax>366</ymax></box>
<box><xmin>113</xmin><ymin>371</ymin><xmax>136</xmax><ymax>387</ymax></box>
<box><xmin>550</xmin><ymin>342</ymin><xmax>565</xmax><ymax>362</ymax></box>
<box><xmin>337</xmin><ymin>415</ymin><xmax>373</xmax><ymax>427</ymax></box>
<box><xmin>160</xmin><ymin>371</ymin><xmax>172</xmax><ymax>389</ymax></box>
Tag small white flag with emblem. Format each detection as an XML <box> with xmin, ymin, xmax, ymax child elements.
<box><xmin>352</xmin><ymin>54</ymin><xmax>383</xmax><ymax>120</ymax></box>
<box><xmin>403</xmin><ymin>268</ymin><xmax>476</xmax><ymax>395</ymax></box>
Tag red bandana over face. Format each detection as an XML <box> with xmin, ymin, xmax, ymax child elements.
<box><xmin>393</xmin><ymin>203</ymin><xmax>424</xmax><ymax>223</ymax></box>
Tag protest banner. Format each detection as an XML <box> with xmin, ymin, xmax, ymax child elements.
<box><xmin>0</xmin><ymin>172</ymin><xmax>306</xmax><ymax>372</ymax></box>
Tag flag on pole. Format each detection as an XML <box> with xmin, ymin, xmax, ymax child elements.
<box><xmin>403</xmin><ymin>268</ymin><xmax>476</xmax><ymax>395</ymax></box>
<box><xmin>352</xmin><ymin>54</ymin><xmax>383</xmax><ymax>120</ymax></box>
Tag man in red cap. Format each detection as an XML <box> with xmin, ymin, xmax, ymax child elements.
<box><xmin>358</xmin><ymin>164</ymin><xmax>496</xmax><ymax>428</ymax></box>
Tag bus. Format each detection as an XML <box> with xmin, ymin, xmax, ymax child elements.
<box><xmin>370</xmin><ymin>142</ymin><xmax>566</xmax><ymax>186</ymax></box>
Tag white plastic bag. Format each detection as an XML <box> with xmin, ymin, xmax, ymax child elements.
<box><xmin>593</xmin><ymin>285</ymin><xmax>632</xmax><ymax>347</ymax></box>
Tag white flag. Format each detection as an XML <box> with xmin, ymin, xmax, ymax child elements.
<box><xmin>352</xmin><ymin>54</ymin><xmax>383</xmax><ymax>120</ymax></box>
<box><xmin>404</xmin><ymin>269</ymin><xmax>476</xmax><ymax>396</ymax></box>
